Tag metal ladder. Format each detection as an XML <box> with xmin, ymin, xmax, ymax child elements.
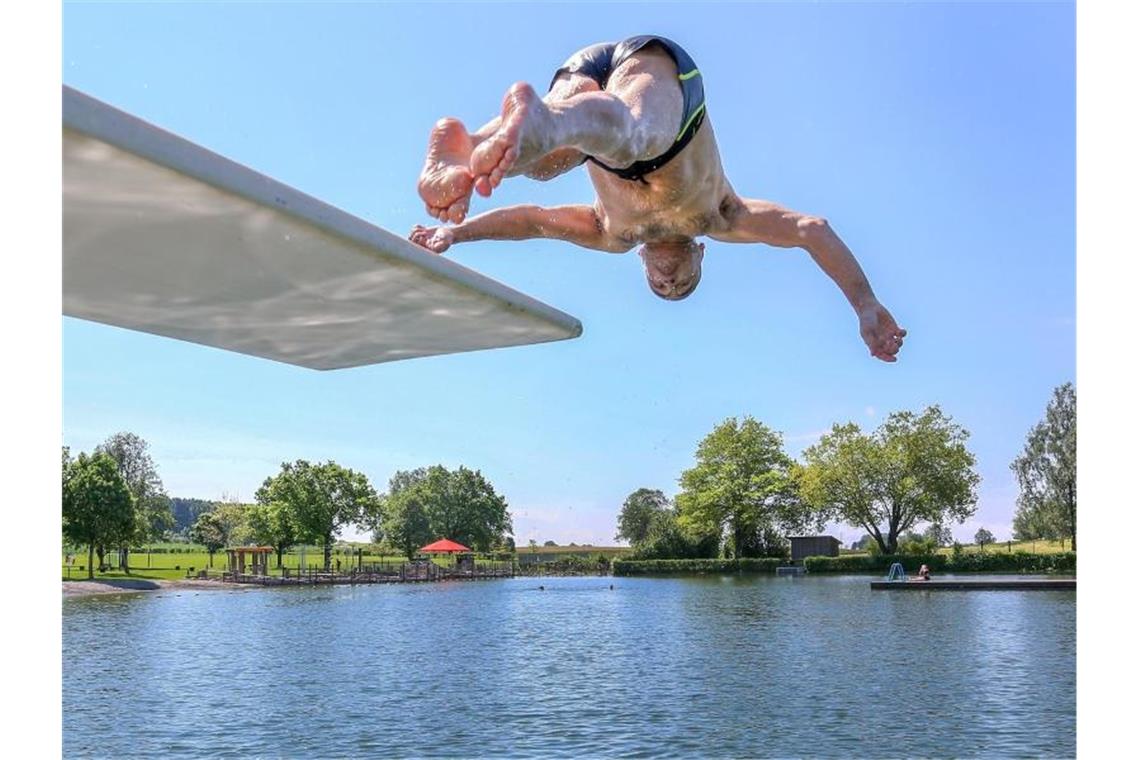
<box><xmin>887</xmin><ymin>562</ymin><xmax>907</xmax><ymax>581</ymax></box>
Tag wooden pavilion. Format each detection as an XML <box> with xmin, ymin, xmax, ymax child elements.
<box><xmin>226</xmin><ymin>546</ymin><xmax>274</xmax><ymax>577</ymax></box>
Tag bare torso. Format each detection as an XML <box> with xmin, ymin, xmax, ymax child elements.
<box><xmin>588</xmin><ymin>119</ymin><xmax>742</xmax><ymax>253</ymax></box>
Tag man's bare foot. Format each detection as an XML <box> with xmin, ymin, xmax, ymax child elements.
<box><xmin>409</xmin><ymin>224</ymin><xmax>455</xmax><ymax>254</ymax></box>
<box><xmin>470</xmin><ymin>83</ymin><xmax>552</xmax><ymax>198</ymax></box>
<box><xmin>418</xmin><ymin>117</ymin><xmax>475</xmax><ymax>224</ymax></box>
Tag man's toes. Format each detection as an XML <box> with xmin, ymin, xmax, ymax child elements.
<box><xmin>498</xmin><ymin>146</ymin><xmax>518</xmax><ymax>173</ymax></box>
<box><xmin>446</xmin><ymin>201</ymin><xmax>467</xmax><ymax>223</ymax></box>
<box><xmin>474</xmin><ymin>176</ymin><xmax>493</xmax><ymax>197</ymax></box>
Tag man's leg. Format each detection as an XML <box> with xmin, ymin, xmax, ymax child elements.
<box><xmin>416</xmin><ymin>74</ymin><xmax>600</xmax><ymax>224</ymax></box>
<box><xmin>469</xmin><ymin>45</ymin><xmax>684</xmax><ymax>197</ymax></box>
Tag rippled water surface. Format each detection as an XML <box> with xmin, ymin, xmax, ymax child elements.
<box><xmin>63</xmin><ymin>575</ymin><xmax>1074</xmax><ymax>758</ymax></box>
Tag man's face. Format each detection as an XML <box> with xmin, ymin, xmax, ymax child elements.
<box><xmin>639</xmin><ymin>240</ymin><xmax>705</xmax><ymax>300</ymax></box>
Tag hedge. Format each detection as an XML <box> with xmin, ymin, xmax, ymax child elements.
<box><xmin>612</xmin><ymin>558</ymin><xmax>785</xmax><ymax>576</ymax></box>
<box><xmin>612</xmin><ymin>552</ymin><xmax>1076</xmax><ymax>577</ymax></box>
<box><xmin>803</xmin><ymin>551</ymin><xmax>1076</xmax><ymax>575</ymax></box>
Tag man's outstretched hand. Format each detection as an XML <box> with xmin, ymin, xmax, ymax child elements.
<box><xmin>858</xmin><ymin>301</ymin><xmax>907</xmax><ymax>362</ymax></box>
<box><xmin>409</xmin><ymin>224</ymin><xmax>455</xmax><ymax>254</ymax></box>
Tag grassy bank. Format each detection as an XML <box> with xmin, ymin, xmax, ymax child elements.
<box><xmin>61</xmin><ymin>545</ymin><xmax>510</xmax><ymax>582</ymax></box>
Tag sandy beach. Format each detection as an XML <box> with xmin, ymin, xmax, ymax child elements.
<box><xmin>62</xmin><ymin>578</ymin><xmax>232</xmax><ymax>598</ymax></box>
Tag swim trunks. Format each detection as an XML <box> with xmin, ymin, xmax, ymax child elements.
<box><xmin>548</xmin><ymin>35</ymin><xmax>706</xmax><ymax>183</ymax></box>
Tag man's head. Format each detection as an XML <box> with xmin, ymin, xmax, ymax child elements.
<box><xmin>638</xmin><ymin>239</ymin><xmax>705</xmax><ymax>301</ymax></box>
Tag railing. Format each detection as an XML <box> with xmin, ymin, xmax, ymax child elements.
<box><xmin>221</xmin><ymin>559</ymin><xmax>515</xmax><ymax>586</ymax></box>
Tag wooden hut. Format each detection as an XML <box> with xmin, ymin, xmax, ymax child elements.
<box><xmin>789</xmin><ymin>535</ymin><xmax>841</xmax><ymax>562</ymax></box>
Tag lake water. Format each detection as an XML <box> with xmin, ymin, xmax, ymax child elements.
<box><xmin>63</xmin><ymin>575</ymin><xmax>1075</xmax><ymax>758</ymax></box>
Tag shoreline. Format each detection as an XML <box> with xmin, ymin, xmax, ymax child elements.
<box><xmin>62</xmin><ymin>578</ymin><xmax>233</xmax><ymax>598</ymax></box>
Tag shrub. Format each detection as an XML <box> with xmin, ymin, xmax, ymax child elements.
<box><xmin>612</xmin><ymin>558</ymin><xmax>784</xmax><ymax>576</ymax></box>
<box><xmin>803</xmin><ymin>551</ymin><xmax>1075</xmax><ymax>575</ymax></box>
<box><xmin>803</xmin><ymin>554</ymin><xmax>948</xmax><ymax>573</ymax></box>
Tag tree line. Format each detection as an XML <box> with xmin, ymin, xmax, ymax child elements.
<box><xmin>616</xmin><ymin>382</ymin><xmax>1076</xmax><ymax>559</ymax></box>
<box><xmin>63</xmin><ymin>437</ymin><xmax>513</xmax><ymax>578</ymax></box>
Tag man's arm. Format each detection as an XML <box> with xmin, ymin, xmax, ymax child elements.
<box><xmin>712</xmin><ymin>198</ymin><xmax>907</xmax><ymax>362</ymax></box>
<box><xmin>410</xmin><ymin>204</ymin><xmax>631</xmax><ymax>254</ymax></box>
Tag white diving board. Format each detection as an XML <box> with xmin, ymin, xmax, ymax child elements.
<box><xmin>62</xmin><ymin>86</ymin><xmax>582</xmax><ymax>370</ymax></box>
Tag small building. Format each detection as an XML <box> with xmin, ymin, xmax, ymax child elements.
<box><xmin>226</xmin><ymin>546</ymin><xmax>274</xmax><ymax>576</ymax></box>
<box><xmin>789</xmin><ymin>535</ymin><xmax>841</xmax><ymax>562</ymax></box>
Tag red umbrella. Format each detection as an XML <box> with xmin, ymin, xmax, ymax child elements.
<box><xmin>419</xmin><ymin>538</ymin><xmax>472</xmax><ymax>554</ymax></box>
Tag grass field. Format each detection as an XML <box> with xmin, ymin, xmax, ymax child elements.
<box><xmin>940</xmin><ymin>538</ymin><xmax>1072</xmax><ymax>555</ymax></box>
<box><xmin>61</xmin><ymin>543</ymin><xmax>515</xmax><ymax>581</ymax></box>
<box><xmin>837</xmin><ymin>538</ymin><xmax>1072</xmax><ymax>559</ymax></box>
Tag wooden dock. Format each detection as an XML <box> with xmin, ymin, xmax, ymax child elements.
<box><xmin>220</xmin><ymin>562</ymin><xmax>515</xmax><ymax>587</ymax></box>
<box><xmin>871</xmin><ymin>579</ymin><xmax>1075</xmax><ymax>591</ymax></box>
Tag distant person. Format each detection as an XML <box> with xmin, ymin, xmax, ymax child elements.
<box><xmin>911</xmin><ymin>564</ymin><xmax>932</xmax><ymax>582</ymax></box>
<box><xmin>411</xmin><ymin>35</ymin><xmax>906</xmax><ymax>362</ymax></box>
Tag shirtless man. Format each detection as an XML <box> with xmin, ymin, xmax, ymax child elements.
<box><xmin>410</xmin><ymin>35</ymin><xmax>906</xmax><ymax>362</ymax></box>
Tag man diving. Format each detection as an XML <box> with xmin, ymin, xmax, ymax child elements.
<box><xmin>410</xmin><ymin>35</ymin><xmax>907</xmax><ymax>362</ymax></box>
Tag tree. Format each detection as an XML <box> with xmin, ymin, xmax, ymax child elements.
<box><xmin>800</xmin><ymin>406</ymin><xmax>980</xmax><ymax>555</ymax></box>
<box><xmin>247</xmin><ymin>501</ymin><xmax>298</xmax><ymax>568</ymax></box>
<box><xmin>543</xmin><ymin>540</ymin><xmax>557</xmax><ymax>547</ymax></box>
<box><xmin>381</xmin><ymin>488</ymin><xmax>434</xmax><ymax>560</ymax></box>
<box><xmin>96</xmin><ymin>432</ymin><xmax>172</xmax><ymax>572</ymax></box>
<box><xmin>189</xmin><ymin>511</ymin><xmax>227</xmax><ymax>568</ymax></box>
<box><xmin>676</xmin><ymin>417</ymin><xmax>812</xmax><ymax>558</ymax></box>
<box><xmin>898</xmin><ymin>531</ymin><xmax>937</xmax><ymax>555</ymax></box>
<box><xmin>425</xmin><ymin>466</ymin><xmax>512</xmax><ymax>551</ymax></box>
<box><xmin>633</xmin><ymin>508</ymin><xmax>720</xmax><ymax>560</ymax></box>
<box><xmin>924</xmin><ymin>522</ymin><xmax>953</xmax><ymax>547</ymax></box>
<box><xmin>615</xmin><ymin>488</ymin><xmax>672</xmax><ymax>546</ymax></box>
<box><xmin>62</xmin><ymin>452</ymin><xmax>135</xmax><ymax>579</ymax></box>
<box><xmin>1011</xmin><ymin>383</ymin><xmax>1077</xmax><ymax>549</ymax></box>
<box><xmin>378</xmin><ymin>465</ymin><xmax>513</xmax><ymax>555</ymax></box>
<box><xmin>212</xmin><ymin>499</ymin><xmax>254</xmax><ymax>546</ymax></box>
<box><xmin>974</xmin><ymin>528</ymin><xmax>995</xmax><ymax>551</ymax></box>
<box><xmin>257</xmin><ymin>460</ymin><xmax>379</xmax><ymax>570</ymax></box>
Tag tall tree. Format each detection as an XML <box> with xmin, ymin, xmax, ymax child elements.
<box><xmin>62</xmin><ymin>452</ymin><xmax>135</xmax><ymax>579</ymax></box>
<box><xmin>615</xmin><ymin>488</ymin><xmax>671</xmax><ymax>546</ymax></box>
<box><xmin>382</xmin><ymin>488</ymin><xmax>434</xmax><ymax>559</ymax></box>
<box><xmin>256</xmin><ymin>460</ymin><xmax>379</xmax><ymax>570</ymax></box>
<box><xmin>974</xmin><ymin>528</ymin><xmax>995</xmax><ymax>551</ymax></box>
<box><xmin>378</xmin><ymin>465</ymin><xmax>512</xmax><ymax>554</ymax></box>
<box><xmin>211</xmin><ymin>499</ymin><xmax>254</xmax><ymax>546</ymax></box>
<box><xmin>676</xmin><ymin>417</ymin><xmax>812</xmax><ymax>559</ymax></box>
<box><xmin>1010</xmin><ymin>383</ymin><xmax>1077</xmax><ymax>549</ymax></box>
<box><xmin>96</xmin><ymin>432</ymin><xmax>171</xmax><ymax>572</ymax></box>
<box><xmin>246</xmin><ymin>501</ymin><xmax>298</xmax><ymax>568</ymax></box>
<box><xmin>189</xmin><ymin>511</ymin><xmax>227</xmax><ymax>568</ymax></box>
<box><xmin>800</xmin><ymin>406</ymin><xmax>980</xmax><ymax>554</ymax></box>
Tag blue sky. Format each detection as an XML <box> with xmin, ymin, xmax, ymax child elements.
<box><xmin>62</xmin><ymin>1</ymin><xmax>1074</xmax><ymax>546</ymax></box>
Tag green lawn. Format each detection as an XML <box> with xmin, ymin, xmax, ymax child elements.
<box><xmin>836</xmin><ymin>538</ymin><xmax>1072</xmax><ymax>559</ymax></box>
<box><xmin>61</xmin><ymin>544</ymin><xmax>513</xmax><ymax>581</ymax></box>
<box><xmin>939</xmin><ymin>538</ymin><xmax>1072</xmax><ymax>555</ymax></box>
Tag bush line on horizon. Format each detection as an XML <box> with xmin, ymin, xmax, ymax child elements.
<box><xmin>612</xmin><ymin>552</ymin><xmax>1077</xmax><ymax>577</ymax></box>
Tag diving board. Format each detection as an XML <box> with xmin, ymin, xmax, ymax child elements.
<box><xmin>62</xmin><ymin>86</ymin><xmax>582</xmax><ymax>370</ymax></box>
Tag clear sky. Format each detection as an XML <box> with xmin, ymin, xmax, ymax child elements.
<box><xmin>62</xmin><ymin>1</ymin><xmax>1074</xmax><ymax>546</ymax></box>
